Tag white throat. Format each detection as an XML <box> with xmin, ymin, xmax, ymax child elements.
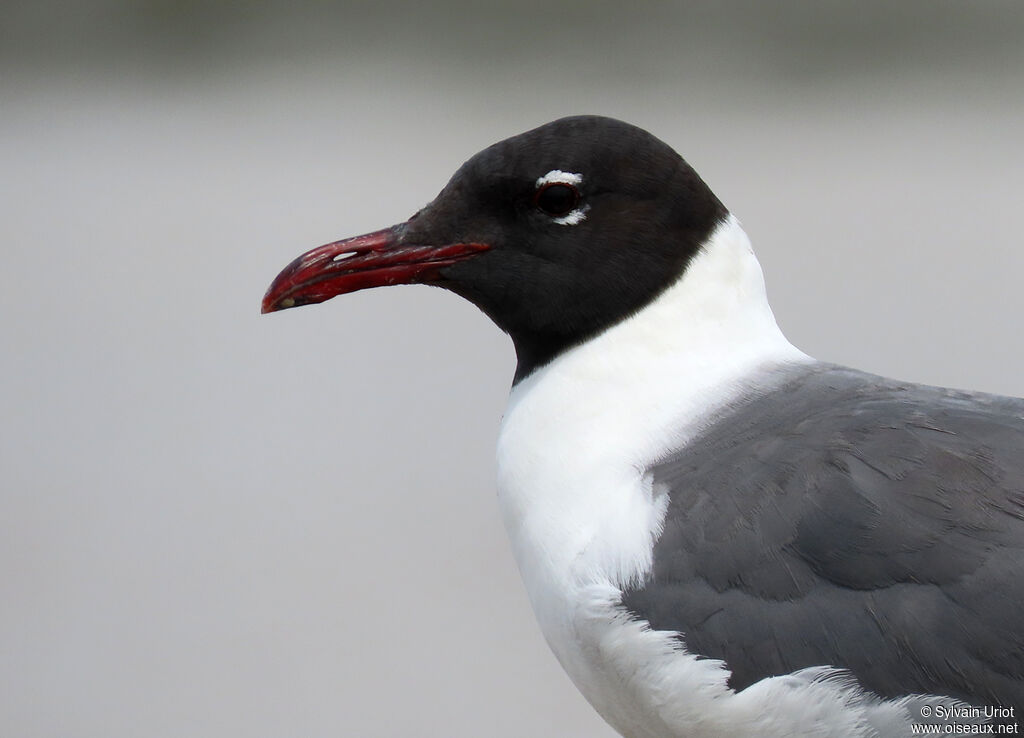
<box><xmin>498</xmin><ymin>214</ymin><xmax>808</xmax><ymax>592</ymax></box>
<box><xmin>494</xmin><ymin>215</ymin><xmax>815</xmax><ymax>736</ymax></box>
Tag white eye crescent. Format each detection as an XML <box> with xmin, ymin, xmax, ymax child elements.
<box><xmin>535</xmin><ymin>170</ymin><xmax>590</xmax><ymax>226</ymax></box>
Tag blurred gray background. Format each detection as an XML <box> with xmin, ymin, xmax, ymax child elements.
<box><xmin>2</xmin><ymin>2</ymin><xmax>1022</xmax><ymax>736</ymax></box>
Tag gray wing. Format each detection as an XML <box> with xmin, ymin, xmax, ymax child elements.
<box><xmin>621</xmin><ymin>363</ymin><xmax>1024</xmax><ymax>712</ymax></box>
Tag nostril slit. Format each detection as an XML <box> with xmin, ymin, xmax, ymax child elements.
<box><xmin>332</xmin><ymin>251</ymin><xmax>357</xmax><ymax>262</ymax></box>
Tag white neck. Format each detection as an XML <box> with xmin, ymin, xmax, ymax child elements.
<box><xmin>491</xmin><ymin>218</ymin><xmax>929</xmax><ymax>738</ymax></box>
<box><xmin>496</xmin><ymin>214</ymin><xmax>809</xmax><ymax>625</ymax></box>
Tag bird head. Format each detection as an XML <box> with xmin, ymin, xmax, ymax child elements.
<box><xmin>262</xmin><ymin>116</ymin><xmax>727</xmax><ymax>380</ymax></box>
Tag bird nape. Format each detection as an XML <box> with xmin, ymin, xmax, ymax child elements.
<box><xmin>263</xmin><ymin>115</ymin><xmax>1023</xmax><ymax>738</ymax></box>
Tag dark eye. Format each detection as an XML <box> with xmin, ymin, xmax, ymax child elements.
<box><xmin>534</xmin><ymin>183</ymin><xmax>580</xmax><ymax>216</ymax></box>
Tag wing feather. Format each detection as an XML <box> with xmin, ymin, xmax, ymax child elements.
<box><xmin>621</xmin><ymin>364</ymin><xmax>1024</xmax><ymax>710</ymax></box>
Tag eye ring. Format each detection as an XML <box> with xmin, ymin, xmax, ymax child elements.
<box><xmin>534</xmin><ymin>182</ymin><xmax>581</xmax><ymax>217</ymax></box>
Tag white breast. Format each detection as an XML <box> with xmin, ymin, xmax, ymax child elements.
<box><xmin>494</xmin><ymin>217</ymin><xmax>937</xmax><ymax>737</ymax></box>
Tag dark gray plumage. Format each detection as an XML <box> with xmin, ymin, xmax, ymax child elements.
<box><xmin>622</xmin><ymin>362</ymin><xmax>1024</xmax><ymax>714</ymax></box>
